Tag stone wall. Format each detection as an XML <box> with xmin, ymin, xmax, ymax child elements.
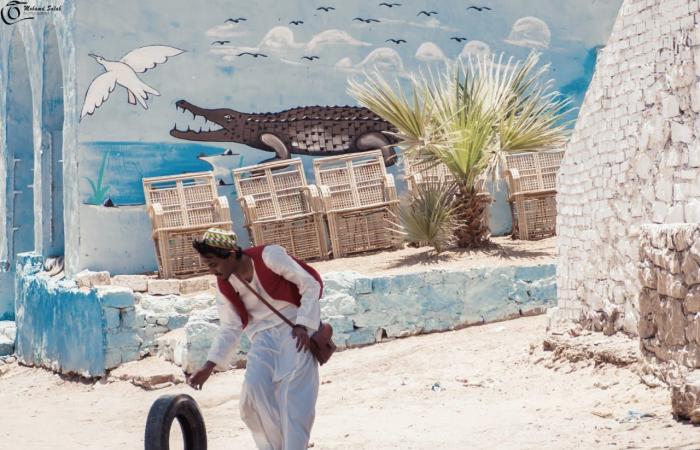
<box><xmin>556</xmin><ymin>0</ymin><xmax>700</xmax><ymax>334</ymax></box>
<box><xmin>172</xmin><ymin>264</ymin><xmax>557</xmax><ymax>373</ymax></box>
<box><xmin>638</xmin><ymin>224</ymin><xmax>700</xmax><ymax>368</ymax></box>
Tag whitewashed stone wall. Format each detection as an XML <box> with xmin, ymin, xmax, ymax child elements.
<box><xmin>556</xmin><ymin>0</ymin><xmax>700</xmax><ymax>334</ymax></box>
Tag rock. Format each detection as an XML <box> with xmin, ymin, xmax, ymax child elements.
<box><xmin>76</xmin><ymin>270</ymin><xmax>111</xmax><ymax>288</ymax></box>
<box><xmin>639</xmin><ymin>263</ymin><xmax>657</xmax><ymax>289</ymax></box>
<box><xmin>0</xmin><ymin>336</ymin><xmax>14</xmax><ymax>356</ymax></box>
<box><xmin>686</xmin><ymin>286</ymin><xmax>700</xmax><ymax>313</ymax></box>
<box><xmin>111</xmin><ymin>275</ymin><xmax>149</xmax><ymax>292</ymax></box>
<box><xmin>148</xmin><ymin>279</ymin><xmax>181</xmax><ymax>296</ymax></box>
<box><xmin>109</xmin><ymin>357</ymin><xmax>184</xmax><ymax>390</ymax></box>
<box><xmin>657</xmin><ymin>270</ymin><xmax>688</xmax><ymax>299</ymax></box>
<box><xmin>0</xmin><ymin>321</ymin><xmax>16</xmax><ymax>342</ymax></box>
<box><xmin>671</xmin><ymin>372</ymin><xmax>700</xmax><ymax>421</ymax></box>
<box><xmin>682</xmin><ymin>252</ymin><xmax>700</xmax><ymax>286</ymax></box>
<box><xmin>180</xmin><ymin>277</ymin><xmax>212</xmax><ymax>295</ymax></box>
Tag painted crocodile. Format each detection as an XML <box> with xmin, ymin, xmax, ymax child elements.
<box><xmin>170</xmin><ymin>100</ymin><xmax>400</xmax><ymax>166</ymax></box>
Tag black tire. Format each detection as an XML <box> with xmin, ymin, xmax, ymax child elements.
<box><xmin>145</xmin><ymin>394</ymin><xmax>207</xmax><ymax>450</ymax></box>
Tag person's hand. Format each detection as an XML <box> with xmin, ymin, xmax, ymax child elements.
<box><xmin>187</xmin><ymin>361</ymin><xmax>216</xmax><ymax>390</ymax></box>
<box><xmin>292</xmin><ymin>325</ymin><xmax>311</xmax><ymax>353</ymax></box>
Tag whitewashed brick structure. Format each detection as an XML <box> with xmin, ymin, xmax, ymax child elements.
<box><xmin>555</xmin><ymin>0</ymin><xmax>700</xmax><ymax>334</ymax></box>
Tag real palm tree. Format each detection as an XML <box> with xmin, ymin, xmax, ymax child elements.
<box><xmin>349</xmin><ymin>51</ymin><xmax>573</xmax><ymax>247</ymax></box>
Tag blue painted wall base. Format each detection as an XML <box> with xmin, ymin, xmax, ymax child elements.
<box><xmin>15</xmin><ymin>253</ymin><xmax>140</xmax><ymax>377</ymax></box>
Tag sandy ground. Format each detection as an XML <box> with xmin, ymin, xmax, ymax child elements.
<box><xmin>0</xmin><ymin>315</ymin><xmax>698</xmax><ymax>450</ymax></box>
<box><xmin>310</xmin><ymin>236</ymin><xmax>556</xmax><ymax>276</ymax></box>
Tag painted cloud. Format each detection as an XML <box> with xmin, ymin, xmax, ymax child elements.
<box><xmin>459</xmin><ymin>40</ymin><xmax>491</xmax><ymax>60</ymax></box>
<box><xmin>415</xmin><ymin>42</ymin><xmax>448</xmax><ymax>63</ymax></box>
<box><xmin>305</xmin><ymin>29</ymin><xmax>371</xmax><ymax>53</ymax></box>
<box><xmin>335</xmin><ymin>47</ymin><xmax>407</xmax><ymax>77</ymax></box>
<box><xmin>505</xmin><ymin>16</ymin><xmax>551</xmax><ymax>49</ymax></box>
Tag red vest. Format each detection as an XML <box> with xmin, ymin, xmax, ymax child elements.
<box><xmin>216</xmin><ymin>246</ymin><xmax>324</xmax><ymax>329</ymax></box>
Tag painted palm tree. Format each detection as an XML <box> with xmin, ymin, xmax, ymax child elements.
<box><xmin>349</xmin><ymin>52</ymin><xmax>573</xmax><ymax>247</ymax></box>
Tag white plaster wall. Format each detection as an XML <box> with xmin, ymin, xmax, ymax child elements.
<box><xmin>0</xmin><ymin>0</ymin><xmax>78</xmax><ymax>274</ymax></box>
<box><xmin>556</xmin><ymin>0</ymin><xmax>700</xmax><ymax>334</ymax></box>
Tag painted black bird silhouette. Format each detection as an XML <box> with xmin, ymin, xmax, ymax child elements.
<box><xmin>211</xmin><ymin>40</ymin><xmax>231</xmax><ymax>45</ymax></box>
<box><xmin>302</xmin><ymin>56</ymin><xmax>320</xmax><ymax>61</ymax></box>
<box><xmin>386</xmin><ymin>38</ymin><xmax>407</xmax><ymax>44</ymax></box>
<box><xmin>450</xmin><ymin>37</ymin><xmax>468</xmax><ymax>43</ymax></box>
<box><xmin>225</xmin><ymin>17</ymin><xmax>247</xmax><ymax>23</ymax></box>
<box><xmin>290</xmin><ymin>20</ymin><xmax>304</xmax><ymax>25</ymax></box>
<box><xmin>379</xmin><ymin>2</ymin><xmax>401</xmax><ymax>7</ymax></box>
<box><xmin>237</xmin><ymin>52</ymin><xmax>268</xmax><ymax>58</ymax></box>
<box><xmin>317</xmin><ymin>6</ymin><xmax>335</xmax><ymax>12</ymax></box>
<box><xmin>417</xmin><ymin>10</ymin><xmax>437</xmax><ymax>16</ymax></box>
<box><xmin>466</xmin><ymin>6</ymin><xmax>492</xmax><ymax>11</ymax></box>
<box><xmin>354</xmin><ymin>17</ymin><xmax>381</xmax><ymax>23</ymax></box>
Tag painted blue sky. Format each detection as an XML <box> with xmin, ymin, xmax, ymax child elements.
<box><xmin>76</xmin><ymin>0</ymin><xmax>622</xmax><ymax>142</ymax></box>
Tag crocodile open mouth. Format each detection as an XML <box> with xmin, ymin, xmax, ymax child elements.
<box><xmin>169</xmin><ymin>100</ymin><xmax>229</xmax><ymax>141</ymax></box>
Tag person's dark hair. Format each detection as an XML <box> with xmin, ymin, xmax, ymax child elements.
<box><xmin>192</xmin><ymin>238</ymin><xmax>242</xmax><ymax>259</ymax></box>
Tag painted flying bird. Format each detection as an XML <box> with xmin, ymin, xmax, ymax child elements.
<box><xmin>466</xmin><ymin>6</ymin><xmax>492</xmax><ymax>11</ymax></box>
<box><xmin>354</xmin><ymin>17</ymin><xmax>381</xmax><ymax>23</ymax></box>
<box><xmin>386</xmin><ymin>38</ymin><xmax>406</xmax><ymax>44</ymax></box>
<box><xmin>317</xmin><ymin>6</ymin><xmax>335</xmax><ymax>12</ymax></box>
<box><xmin>211</xmin><ymin>40</ymin><xmax>231</xmax><ymax>45</ymax></box>
<box><xmin>225</xmin><ymin>17</ymin><xmax>247</xmax><ymax>23</ymax></box>
<box><xmin>80</xmin><ymin>45</ymin><xmax>184</xmax><ymax>120</ymax></box>
<box><xmin>302</xmin><ymin>55</ymin><xmax>320</xmax><ymax>60</ymax></box>
<box><xmin>290</xmin><ymin>20</ymin><xmax>304</xmax><ymax>25</ymax></box>
<box><xmin>417</xmin><ymin>10</ymin><xmax>437</xmax><ymax>16</ymax></box>
<box><xmin>450</xmin><ymin>37</ymin><xmax>468</xmax><ymax>42</ymax></box>
<box><xmin>379</xmin><ymin>2</ymin><xmax>401</xmax><ymax>7</ymax></box>
<box><xmin>237</xmin><ymin>52</ymin><xmax>268</xmax><ymax>58</ymax></box>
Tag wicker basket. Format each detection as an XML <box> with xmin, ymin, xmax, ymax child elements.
<box><xmin>143</xmin><ymin>171</ymin><xmax>233</xmax><ymax>278</ymax></box>
<box><xmin>504</xmin><ymin>150</ymin><xmax>564</xmax><ymax>240</ymax></box>
<box><xmin>314</xmin><ymin>151</ymin><xmax>403</xmax><ymax>258</ymax></box>
<box><xmin>233</xmin><ymin>158</ymin><xmax>329</xmax><ymax>261</ymax></box>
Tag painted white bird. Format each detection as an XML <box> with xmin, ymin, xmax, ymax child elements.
<box><xmin>80</xmin><ymin>45</ymin><xmax>184</xmax><ymax>121</ymax></box>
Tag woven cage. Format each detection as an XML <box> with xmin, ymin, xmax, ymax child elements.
<box><xmin>504</xmin><ymin>149</ymin><xmax>564</xmax><ymax>240</ymax></box>
<box><xmin>233</xmin><ymin>158</ymin><xmax>329</xmax><ymax>261</ymax></box>
<box><xmin>313</xmin><ymin>150</ymin><xmax>403</xmax><ymax>258</ymax></box>
<box><xmin>143</xmin><ymin>171</ymin><xmax>233</xmax><ymax>278</ymax></box>
<box><xmin>510</xmin><ymin>194</ymin><xmax>557</xmax><ymax>240</ymax></box>
<box><xmin>403</xmin><ymin>155</ymin><xmax>455</xmax><ymax>195</ymax></box>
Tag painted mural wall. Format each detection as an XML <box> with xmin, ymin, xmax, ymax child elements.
<box><xmin>75</xmin><ymin>0</ymin><xmax>622</xmax><ymax>275</ymax></box>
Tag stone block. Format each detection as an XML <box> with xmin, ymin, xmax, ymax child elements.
<box><xmin>346</xmin><ymin>327</ymin><xmax>377</xmax><ymax>347</ymax></box>
<box><xmin>671</xmin><ymin>372</ymin><xmax>700</xmax><ymax>421</ymax></box>
<box><xmin>76</xmin><ymin>270</ymin><xmax>111</xmax><ymax>289</ymax></box>
<box><xmin>685</xmin><ymin>318</ymin><xmax>700</xmax><ymax>344</ymax></box>
<box><xmin>105</xmin><ymin>349</ymin><xmax>122</xmax><ymax>370</ymax></box>
<box><xmin>111</xmin><ymin>275</ymin><xmax>149</xmax><ymax>292</ymax></box>
<box><xmin>686</xmin><ymin>286</ymin><xmax>700</xmax><ymax>314</ymax></box>
<box><xmin>638</xmin><ymin>288</ymin><xmax>657</xmax><ymax>316</ymax></box>
<box><xmin>97</xmin><ymin>286</ymin><xmax>135</xmax><ymax>308</ymax></box>
<box><xmin>326</xmin><ymin>315</ymin><xmax>354</xmax><ymax>334</ymax></box>
<box><xmin>180</xmin><ymin>277</ymin><xmax>211</xmax><ymax>295</ymax></box>
<box><xmin>0</xmin><ymin>336</ymin><xmax>14</xmax><ymax>356</ymax></box>
<box><xmin>652</xmin><ymin>248</ymin><xmax>682</xmax><ymax>274</ymax></box>
<box><xmin>104</xmin><ymin>307</ymin><xmax>121</xmax><ymax>330</ymax></box>
<box><xmin>656</xmin><ymin>299</ymin><xmax>687</xmax><ymax>347</ymax></box>
<box><xmin>148</xmin><ymin>279</ymin><xmax>181</xmax><ymax>296</ymax></box>
<box><xmin>657</xmin><ymin>270</ymin><xmax>688</xmax><ymax>299</ymax></box>
<box><xmin>120</xmin><ymin>307</ymin><xmax>136</xmax><ymax>329</ymax></box>
<box><xmin>639</xmin><ymin>262</ymin><xmax>657</xmax><ymax>289</ymax></box>
<box><xmin>682</xmin><ymin>252</ymin><xmax>700</xmax><ymax>286</ymax></box>
<box><xmin>354</xmin><ymin>278</ymin><xmax>373</xmax><ymax>295</ymax></box>
<box><xmin>638</xmin><ymin>316</ymin><xmax>657</xmax><ymax>339</ymax></box>
<box><xmin>106</xmin><ymin>331</ymin><xmax>143</xmax><ymax>349</ymax></box>
<box><xmin>0</xmin><ymin>321</ymin><xmax>16</xmax><ymax>342</ymax></box>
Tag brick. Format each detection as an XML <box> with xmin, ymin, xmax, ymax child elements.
<box><xmin>148</xmin><ymin>279</ymin><xmax>181</xmax><ymax>296</ymax></box>
<box><xmin>179</xmin><ymin>277</ymin><xmax>211</xmax><ymax>295</ymax></box>
<box><xmin>76</xmin><ymin>270</ymin><xmax>111</xmax><ymax>289</ymax></box>
<box><xmin>111</xmin><ymin>275</ymin><xmax>149</xmax><ymax>292</ymax></box>
<box><xmin>97</xmin><ymin>286</ymin><xmax>135</xmax><ymax>308</ymax></box>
